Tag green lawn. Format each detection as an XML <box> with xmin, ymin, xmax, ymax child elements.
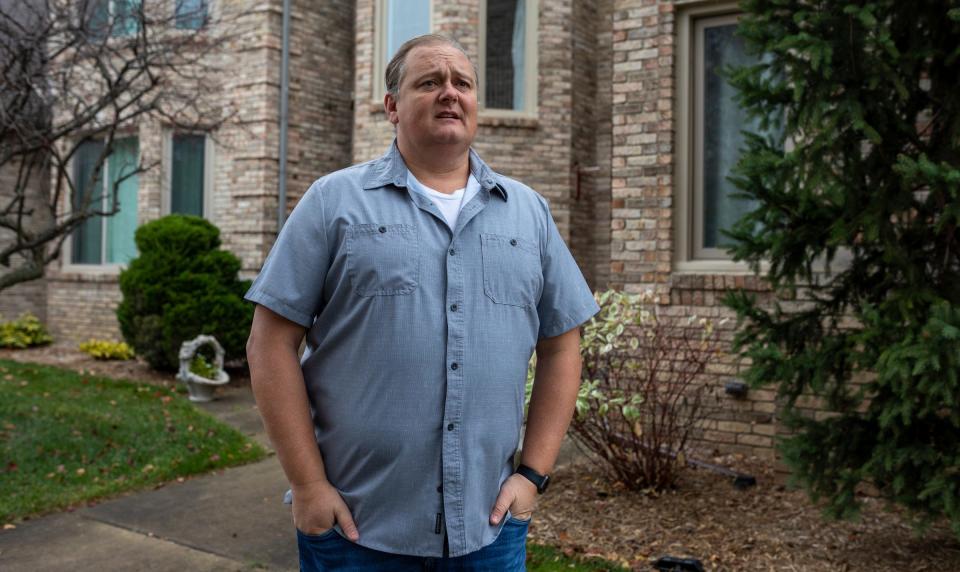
<box><xmin>0</xmin><ymin>359</ymin><xmax>266</xmax><ymax>522</ymax></box>
<box><xmin>528</xmin><ymin>543</ymin><xmax>631</xmax><ymax>571</ymax></box>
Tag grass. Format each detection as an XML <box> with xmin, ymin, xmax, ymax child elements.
<box><xmin>528</xmin><ymin>543</ymin><xmax>631</xmax><ymax>571</ymax></box>
<box><xmin>0</xmin><ymin>359</ymin><xmax>266</xmax><ymax>522</ymax></box>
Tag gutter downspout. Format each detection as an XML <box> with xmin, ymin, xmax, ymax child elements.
<box><xmin>278</xmin><ymin>0</ymin><xmax>292</xmax><ymax>230</ymax></box>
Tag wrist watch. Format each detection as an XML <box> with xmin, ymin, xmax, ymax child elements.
<box><xmin>515</xmin><ymin>464</ymin><xmax>550</xmax><ymax>494</ymax></box>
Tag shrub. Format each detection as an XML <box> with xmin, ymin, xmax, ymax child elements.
<box><xmin>555</xmin><ymin>290</ymin><xmax>722</xmax><ymax>492</ymax></box>
<box><xmin>117</xmin><ymin>215</ymin><xmax>253</xmax><ymax>371</ymax></box>
<box><xmin>0</xmin><ymin>313</ymin><xmax>53</xmax><ymax>348</ymax></box>
<box><xmin>78</xmin><ymin>339</ymin><xmax>135</xmax><ymax>360</ymax></box>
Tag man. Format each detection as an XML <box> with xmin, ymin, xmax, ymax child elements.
<box><xmin>245</xmin><ymin>34</ymin><xmax>599</xmax><ymax>570</ymax></box>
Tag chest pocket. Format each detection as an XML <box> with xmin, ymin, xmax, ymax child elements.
<box><xmin>346</xmin><ymin>223</ymin><xmax>420</xmax><ymax>296</ymax></box>
<box><xmin>481</xmin><ymin>233</ymin><xmax>542</xmax><ymax>308</ymax></box>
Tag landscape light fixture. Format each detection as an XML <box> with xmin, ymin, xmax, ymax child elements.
<box><xmin>724</xmin><ymin>379</ymin><xmax>749</xmax><ymax>398</ymax></box>
<box><xmin>654</xmin><ymin>556</ymin><xmax>706</xmax><ymax>572</ymax></box>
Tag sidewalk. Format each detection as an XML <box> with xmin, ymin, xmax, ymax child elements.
<box><xmin>0</xmin><ymin>384</ymin><xmax>583</xmax><ymax>571</ymax></box>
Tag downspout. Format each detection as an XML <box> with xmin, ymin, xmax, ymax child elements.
<box><xmin>278</xmin><ymin>0</ymin><xmax>292</xmax><ymax>230</ymax></box>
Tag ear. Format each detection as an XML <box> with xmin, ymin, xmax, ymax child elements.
<box><xmin>384</xmin><ymin>92</ymin><xmax>399</xmax><ymax>126</ymax></box>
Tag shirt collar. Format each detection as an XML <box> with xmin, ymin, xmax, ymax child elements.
<box><xmin>361</xmin><ymin>140</ymin><xmax>508</xmax><ymax>202</ymax></box>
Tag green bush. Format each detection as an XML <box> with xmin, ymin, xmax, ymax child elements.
<box><xmin>78</xmin><ymin>339</ymin><xmax>135</xmax><ymax>360</ymax></box>
<box><xmin>0</xmin><ymin>313</ymin><xmax>53</xmax><ymax>348</ymax></box>
<box><xmin>117</xmin><ymin>215</ymin><xmax>253</xmax><ymax>371</ymax></box>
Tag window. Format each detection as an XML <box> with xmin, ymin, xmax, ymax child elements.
<box><xmin>71</xmin><ymin>138</ymin><xmax>140</xmax><ymax>265</ymax></box>
<box><xmin>171</xmin><ymin>134</ymin><xmax>206</xmax><ymax>217</ymax></box>
<box><xmin>175</xmin><ymin>0</ymin><xmax>208</xmax><ymax>30</ymax></box>
<box><xmin>374</xmin><ymin>0</ymin><xmax>431</xmax><ymax>98</ymax></box>
<box><xmin>480</xmin><ymin>0</ymin><xmax>536</xmax><ymax>113</ymax></box>
<box><xmin>87</xmin><ymin>0</ymin><xmax>141</xmax><ymax>39</ymax></box>
<box><xmin>675</xmin><ymin>8</ymin><xmax>775</xmax><ymax>268</ymax></box>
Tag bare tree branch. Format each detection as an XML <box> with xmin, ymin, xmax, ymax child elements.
<box><xmin>0</xmin><ymin>0</ymin><xmax>250</xmax><ymax>291</ymax></box>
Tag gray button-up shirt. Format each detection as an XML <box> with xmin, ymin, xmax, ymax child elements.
<box><xmin>244</xmin><ymin>142</ymin><xmax>599</xmax><ymax>557</ymax></box>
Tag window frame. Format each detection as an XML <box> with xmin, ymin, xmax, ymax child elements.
<box><xmin>674</xmin><ymin>2</ymin><xmax>757</xmax><ymax>273</ymax></box>
<box><xmin>372</xmin><ymin>0</ymin><xmax>435</xmax><ymax>102</ymax></box>
<box><xmin>162</xmin><ymin>130</ymin><xmax>215</xmax><ymax>221</ymax></box>
<box><xmin>478</xmin><ymin>0</ymin><xmax>539</xmax><ymax>118</ymax></box>
<box><xmin>62</xmin><ymin>135</ymin><xmax>140</xmax><ymax>274</ymax></box>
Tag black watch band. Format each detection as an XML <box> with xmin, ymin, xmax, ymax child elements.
<box><xmin>515</xmin><ymin>464</ymin><xmax>550</xmax><ymax>494</ymax></box>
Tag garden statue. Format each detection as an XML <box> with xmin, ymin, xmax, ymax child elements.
<box><xmin>176</xmin><ymin>334</ymin><xmax>230</xmax><ymax>402</ymax></box>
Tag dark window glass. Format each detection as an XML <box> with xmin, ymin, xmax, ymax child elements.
<box><xmin>485</xmin><ymin>0</ymin><xmax>526</xmax><ymax>110</ymax></box>
<box><xmin>172</xmin><ymin>134</ymin><xmax>205</xmax><ymax>217</ymax></box>
<box><xmin>72</xmin><ymin>140</ymin><xmax>105</xmax><ymax>264</ymax></box>
<box><xmin>701</xmin><ymin>23</ymin><xmax>759</xmax><ymax>249</ymax></box>
<box><xmin>176</xmin><ymin>0</ymin><xmax>208</xmax><ymax>30</ymax></box>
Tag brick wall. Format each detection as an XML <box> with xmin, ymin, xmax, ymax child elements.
<box><xmin>607</xmin><ymin>0</ymin><xmax>782</xmax><ymax>461</ymax></box>
<box><xmin>569</xmin><ymin>0</ymin><xmax>614</xmax><ymax>289</ymax></box>
<box><xmin>44</xmin><ymin>0</ymin><xmax>357</xmax><ymax>343</ymax></box>
<box><xmin>0</xmin><ymin>154</ymin><xmax>49</xmax><ymax>322</ymax></box>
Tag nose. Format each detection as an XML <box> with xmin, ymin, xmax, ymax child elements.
<box><xmin>438</xmin><ymin>80</ymin><xmax>459</xmax><ymax>103</ymax></box>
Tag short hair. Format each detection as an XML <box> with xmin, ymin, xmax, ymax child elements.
<box><xmin>384</xmin><ymin>34</ymin><xmax>478</xmax><ymax>98</ymax></box>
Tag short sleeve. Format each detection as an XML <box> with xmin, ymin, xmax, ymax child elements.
<box><xmin>536</xmin><ymin>199</ymin><xmax>601</xmax><ymax>339</ymax></box>
<box><xmin>244</xmin><ymin>180</ymin><xmax>330</xmax><ymax>328</ymax></box>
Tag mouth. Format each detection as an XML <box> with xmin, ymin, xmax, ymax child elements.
<box><xmin>435</xmin><ymin>111</ymin><xmax>461</xmax><ymax>120</ymax></box>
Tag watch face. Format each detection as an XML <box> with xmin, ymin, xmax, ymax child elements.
<box><xmin>540</xmin><ymin>474</ymin><xmax>550</xmax><ymax>493</ymax></box>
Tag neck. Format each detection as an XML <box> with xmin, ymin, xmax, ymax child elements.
<box><xmin>396</xmin><ymin>137</ymin><xmax>471</xmax><ymax>194</ymax></box>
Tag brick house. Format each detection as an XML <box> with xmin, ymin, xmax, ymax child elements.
<box><xmin>2</xmin><ymin>0</ymin><xmax>785</xmax><ymax>461</ymax></box>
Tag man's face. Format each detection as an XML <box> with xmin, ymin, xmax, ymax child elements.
<box><xmin>386</xmin><ymin>44</ymin><xmax>478</xmax><ymax>150</ymax></box>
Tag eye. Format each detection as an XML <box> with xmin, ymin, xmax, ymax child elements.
<box><xmin>421</xmin><ymin>80</ymin><xmax>437</xmax><ymax>88</ymax></box>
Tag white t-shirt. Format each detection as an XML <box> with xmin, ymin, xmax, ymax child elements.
<box><xmin>406</xmin><ymin>171</ymin><xmax>481</xmax><ymax>231</ymax></box>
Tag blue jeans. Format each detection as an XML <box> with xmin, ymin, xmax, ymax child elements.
<box><xmin>297</xmin><ymin>517</ymin><xmax>529</xmax><ymax>571</ymax></box>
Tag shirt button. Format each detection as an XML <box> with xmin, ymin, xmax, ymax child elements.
<box><xmin>449</xmin><ymin>248</ymin><xmax>456</xmax><ymax>256</ymax></box>
<box><xmin>447</xmin><ymin>423</ymin><xmax>455</xmax><ymax>431</ymax></box>
<box><xmin>451</xmin><ymin>362</ymin><xmax>458</xmax><ymax>370</ymax></box>
<box><xmin>378</xmin><ymin>226</ymin><xmax>387</xmax><ymax>233</ymax></box>
<box><xmin>510</xmin><ymin>238</ymin><xmax>518</xmax><ymax>246</ymax></box>
<box><xmin>449</xmin><ymin>304</ymin><xmax>457</xmax><ymax>312</ymax></box>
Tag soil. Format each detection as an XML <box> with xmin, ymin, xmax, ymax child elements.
<box><xmin>4</xmin><ymin>343</ymin><xmax>959</xmax><ymax>572</ymax></box>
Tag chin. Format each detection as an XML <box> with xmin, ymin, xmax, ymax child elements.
<box><xmin>429</xmin><ymin>131</ymin><xmax>470</xmax><ymax>146</ymax></box>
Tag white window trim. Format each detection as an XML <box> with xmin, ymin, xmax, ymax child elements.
<box><xmin>478</xmin><ymin>0</ymin><xmax>539</xmax><ymax>119</ymax></box>
<box><xmin>372</xmin><ymin>0</ymin><xmax>435</xmax><ymax>103</ymax></box>
<box><xmin>61</xmin><ymin>136</ymin><xmax>139</xmax><ymax>274</ymax></box>
<box><xmin>162</xmin><ymin>130</ymin><xmax>215</xmax><ymax>222</ymax></box>
<box><xmin>674</xmin><ymin>2</ymin><xmax>758</xmax><ymax>274</ymax></box>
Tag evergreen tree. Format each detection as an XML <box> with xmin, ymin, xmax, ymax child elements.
<box><xmin>724</xmin><ymin>0</ymin><xmax>960</xmax><ymax>535</ymax></box>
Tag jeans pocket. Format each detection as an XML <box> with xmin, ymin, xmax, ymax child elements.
<box><xmin>481</xmin><ymin>233</ymin><xmax>542</xmax><ymax>307</ymax></box>
<box><xmin>296</xmin><ymin>527</ymin><xmax>339</xmax><ymax>541</ymax></box>
<box><xmin>506</xmin><ymin>514</ymin><xmax>532</xmax><ymax>526</ymax></box>
<box><xmin>347</xmin><ymin>223</ymin><xmax>420</xmax><ymax>296</ymax></box>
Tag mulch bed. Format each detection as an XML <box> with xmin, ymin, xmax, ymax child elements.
<box><xmin>532</xmin><ymin>455</ymin><xmax>960</xmax><ymax>571</ymax></box>
<box><xmin>5</xmin><ymin>343</ymin><xmax>960</xmax><ymax>571</ymax></box>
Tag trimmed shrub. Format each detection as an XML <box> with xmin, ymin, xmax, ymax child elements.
<box><xmin>78</xmin><ymin>339</ymin><xmax>135</xmax><ymax>360</ymax></box>
<box><xmin>117</xmin><ymin>215</ymin><xmax>253</xmax><ymax>371</ymax></box>
<box><xmin>0</xmin><ymin>313</ymin><xmax>53</xmax><ymax>348</ymax></box>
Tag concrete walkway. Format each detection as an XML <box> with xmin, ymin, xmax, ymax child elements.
<box><xmin>0</xmin><ymin>384</ymin><xmax>582</xmax><ymax>571</ymax></box>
